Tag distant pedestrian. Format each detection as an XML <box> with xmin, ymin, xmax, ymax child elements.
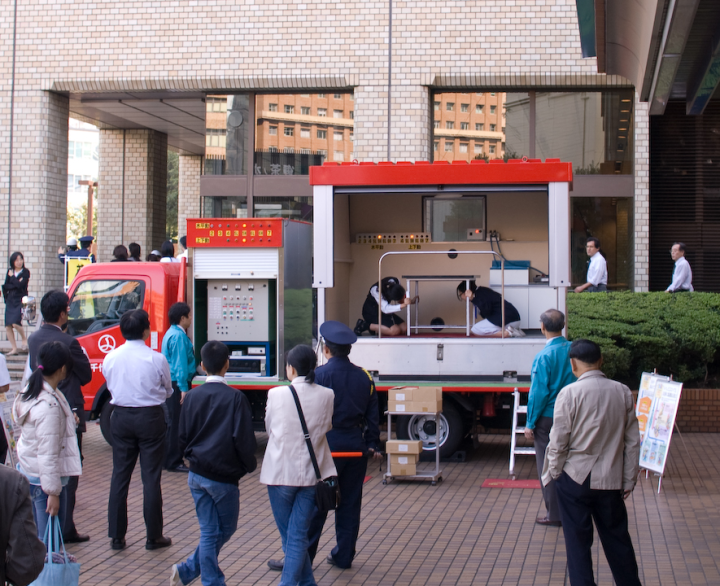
<box><xmin>128</xmin><ymin>242</ymin><xmax>142</xmax><ymax>262</ymax></box>
<box><xmin>12</xmin><ymin>341</ymin><xmax>81</xmax><ymax>540</ymax></box>
<box><xmin>57</xmin><ymin>237</ymin><xmax>78</xmax><ymax>264</ymax></box>
<box><xmin>262</xmin><ymin>344</ymin><xmax>336</xmax><ymax>584</ymax></box>
<box><xmin>666</xmin><ymin>242</ymin><xmax>693</xmax><ymax>292</ymax></box>
<box><xmin>543</xmin><ymin>339</ymin><xmax>641</xmax><ymax>586</ymax></box>
<box><xmin>524</xmin><ymin>309</ymin><xmax>575</xmax><ymax>527</ymax></box>
<box><xmin>147</xmin><ymin>250</ymin><xmax>162</xmax><ymax>262</ymax></box>
<box><xmin>177</xmin><ymin>236</ymin><xmax>189</xmax><ymax>260</ymax></box>
<box><xmin>3</xmin><ymin>251</ymin><xmax>30</xmax><ymax>356</ymax></box>
<box><xmin>161</xmin><ymin>302</ymin><xmax>196</xmax><ymax>473</ymax></box>
<box><xmin>67</xmin><ymin>235</ymin><xmax>95</xmax><ymax>263</ymax></box>
<box><xmin>27</xmin><ymin>290</ymin><xmax>93</xmax><ymax>543</ymax></box>
<box><xmin>112</xmin><ymin>245</ymin><xmax>129</xmax><ymax>262</ymax></box>
<box><xmin>574</xmin><ymin>237</ymin><xmax>607</xmax><ymax>293</ymax></box>
<box><xmin>103</xmin><ymin>309</ymin><xmax>173</xmax><ymax>551</ymax></box>
<box><xmin>160</xmin><ymin>240</ymin><xmax>179</xmax><ymax>263</ymax></box>
<box><xmin>0</xmin><ymin>465</ymin><xmax>46</xmax><ymax>586</ymax></box>
<box><xmin>170</xmin><ymin>341</ymin><xmax>257</xmax><ymax>586</ymax></box>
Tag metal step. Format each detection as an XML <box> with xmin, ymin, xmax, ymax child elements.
<box><xmin>516</xmin><ymin>406</ymin><xmax>528</xmax><ymax>413</ymax></box>
<box><xmin>513</xmin><ymin>447</ymin><xmax>536</xmax><ymax>455</ymax></box>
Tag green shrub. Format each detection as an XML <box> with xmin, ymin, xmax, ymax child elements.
<box><xmin>566</xmin><ymin>292</ymin><xmax>720</xmax><ymax>387</ymax></box>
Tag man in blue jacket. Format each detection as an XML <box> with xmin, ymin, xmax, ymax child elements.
<box><xmin>524</xmin><ymin>309</ymin><xmax>575</xmax><ymax>526</ymax></box>
<box><xmin>161</xmin><ymin>302</ymin><xmax>196</xmax><ymax>472</ymax></box>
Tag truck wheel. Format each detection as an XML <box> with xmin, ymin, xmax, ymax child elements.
<box><xmin>100</xmin><ymin>400</ymin><xmax>115</xmax><ymax>447</ymax></box>
<box><xmin>396</xmin><ymin>401</ymin><xmax>463</xmax><ymax>459</ymax></box>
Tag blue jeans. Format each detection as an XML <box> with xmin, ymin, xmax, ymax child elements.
<box><xmin>267</xmin><ymin>485</ymin><xmax>317</xmax><ymax>586</ymax></box>
<box><xmin>177</xmin><ymin>472</ymin><xmax>239</xmax><ymax>586</ymax></box>
<box><xmin>30</xmin><ymin>484</ymin><xmax>67</xmax><ymax>543</ymax></box>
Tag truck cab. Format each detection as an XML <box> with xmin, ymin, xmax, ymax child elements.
<box><xmin>67</xmin><ymin>261</ymin><xmax>184</xmax><ymax>443</ymax></box>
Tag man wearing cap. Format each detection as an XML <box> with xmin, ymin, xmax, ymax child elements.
<box><xmin>58</xmin><ymin>237</ymin><xmax>78</xmax><ymax>264</ymax></box>
<box><xmin>67</xmin><ymin>235</ymin><xmax>96</xmax><ymax>263</ymax></box>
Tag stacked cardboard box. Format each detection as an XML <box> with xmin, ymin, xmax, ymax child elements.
<box><xmin>387</xmin><ymin>386</ymin><xmax>443</xmax><ymax>414</ymax></box>
<box><xmin>386</xmin><ymin>440</ymin><xmax>423</xmax><ymax>475</ymax></box>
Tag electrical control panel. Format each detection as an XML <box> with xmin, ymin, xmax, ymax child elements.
<box><xmin>207</xmin><ymin>279</ymin><xmax>270</xmax><ymax>342</ymax></box>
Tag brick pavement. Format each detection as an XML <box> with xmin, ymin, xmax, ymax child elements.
<box><xmin>67</xmin><ymin>425</ymin><xmax>720</xmax><ymax>585</ymax></box>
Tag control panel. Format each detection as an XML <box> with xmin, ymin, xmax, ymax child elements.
<box><xmin>188</xmin><ymin>218</ymin><xmax>283</xmax><ymax>248</ymax></box>
<box><xmin>207</xmin><ymin>279</ymin><xmax>270</xmax><ymax>342</ymax></box>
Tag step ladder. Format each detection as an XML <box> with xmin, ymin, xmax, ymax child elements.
<box><xmin>509</xmin><ymin>388</ymin><xmax>535</xmax><ymax>475</ymax></box>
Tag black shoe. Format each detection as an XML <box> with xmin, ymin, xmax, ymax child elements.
<box><xmin>535</xmin><ymin>516</ymin><xmax>562</xmax><ymax>527</ymax></box>
<box><xmin>353</xmin><ymin>318</ymin><xmax>367</xmax><ymax>336</ymax></box>
<box><xmin>111</xmin><ymin>538</ymin><xmax>126</xmax><ymax>550</ymax></box>
<box><xmin>167</xmin><ymin>464</ymin><xmax>190</xmax><ymax>473</ymax></box>
<box><xmin>64</xmin><ymin>532</ymin><xmax>90</xmax><ymax>543</ymax></box>
<box><xmin>326</xmin><ymin>554</ymin><xmax>350</xmax><ymax>569</ymax></box>
<box><xmin>146</xmin><ymin>536</ymin><xmax>172</xmax><ymax>550</ymax></box>
<box><xmin>267</xmin><ymin>559</ymin><xmax>284</xmax><ymax>571</ymax></box>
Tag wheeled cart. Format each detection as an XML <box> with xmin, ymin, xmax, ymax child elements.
<box><xmin>383</xmin><ymin>410</ymin><xmax>443</xmax><ymax>485</ymax></box>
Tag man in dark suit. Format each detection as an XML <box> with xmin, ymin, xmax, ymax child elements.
<box><xmin>27</xmin><ymin>289</ymin><xmax>93</xmax><ymax>543</ymax></box>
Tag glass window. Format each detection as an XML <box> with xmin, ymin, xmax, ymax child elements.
<box><xmin>334</xmin><ymin>150</ymin><xmax>344</xmax><ymax>161</ymax></box>
<box><xmin>434</xmin><ymin>101</ymin><xmax>440</xmax><ymax>110</ymax></box>
<box><xmin>476</xmin><ymin>92</ymin><xmax>484</xmax><ymax>96</ymax></box>
<box><xmin>490</xmin><ymin>124</ymin><xmax>496</xmax><ymax>131</ymax></box>
<box><xmin>301</xmin><ymin>128</ymin><xmax>311</xmax><ymax>138</ymax></box>
<box><xmin>318</xmin><ymin>93</ymin><xmax>326</xmax><ymax>98</ymax></box>
<box><xmin>490</xmin><ymin>92</ymin><xmax>496</xmax><ymax>96</ymax></box>
<box><xmin>202</xmin><ymin>196</ymin><xmax>248</xmax><ymax>219</ymax></box>
<box><xmin>300</xmin><ymin>93</ymin><xmax>310</xmax><ymax>98</ymax></box>
<box><xmin>424</xmin><ymin>196</ymin><xmax>486</xmax><ymax>242</ymax></box>
<box><xmin>317</xmin><ymin>149</ymin><xmax>327</xmax><ymax>156</ymax></box>
<box><xmin>349</xmin><ymin>132</ymin><xmax>354</xmax><ymax>141</ymax></box>
<box><xmin>490</xmin><ymin>106</ymin><xmax>496</xmax><ymax>114</ymax></box>
<box><xmin>301</xmin><ymin>107</ymin><xmax>311</xmax><ymax>115</ymax></box>
<box><xmin>461</xmin><ymin>104</ymin><xmax>469</xmax><ymax>112</ymax></box>
<box><xmin>67</xmin><ymin>280</ymin><xmax>145</xmax><ymax>337</ymax></box>
<box><xmin>284</xmin><ymin>147</ymin><xmax>295</xmax><ymax>153</ymax></box>
<box><xmin>284</xmin><ymin>105</ymin><xmax>294</xmax><ymax>114</ymax></box>
<box><xmin>269</xmin><ymin>126</ymin><xmax>277</xmax><ymax>136</ymax></box>
<box><xmin>254</xmin><ymin>150</ymin><xmax>325</xmax><ymax>176</ymax></box>
<box><xmin>476</xmin><ymin>123</ymin><xmax>484</xmax><ymax>131</ymax></box>
<box><xmin>269</xmin><ymin>103</ymin><xmax>278</xmax><ymax>112</ymax></box>
<box><xmin>300</xmin><ymin>148</ymin><xmax>311</xmax><ymax>154</ymax></box>
<box><xmin>475</xmin><ymin>144</ymin><xmax>483</xmax><ymax>153</ymax></box>
<box><xmin>254</xmin><ymin>196</ymin><xmax>313</xmax><ymax>221</ymax></box>
<box><xmin>334</xmin><ymin>132</ymin><xmax>343</xmax><ymax>141</ymax></box>
<box><xmin>476</xmin><ymin>105</ymin><xmax>484</xmax><ymax>113</ymax></box>
<box><xmin>284</xmin><ymin>127</ymin><xmax>294</xmax><ymax>136</ymax></box>
<box><xmin>68</xmin><ymin>141</ymin><xmax>75</xmax><ymax>158</ymax></box>
<box><xmin>318</xmin><ymin>108</ymin><xmax>327</xmax><ymax>117</ymax></box>
<box><xmin>434</xmin><ymin>121</ymin><xmax>440</xmax><ymax>129</ymax></box>
<box><xmin>446</xmin><ymin>102</ymin><xmax>454</xmax><ymax>111</ymax></box>
<box><xmin>204</xmin><ymin>94</ymin><xmax>250</xmax><ymax>175</ymax></box>
<box><xmin>317</xmin><ymin>129</ymin><xmax>327</xmax><ymax>139</ymax></box>
<box><xmin>434</xmin><ymin>142</ymin><xmax>439</xmax><ymax>151</ymax></box>
<box><xmin>333</xmin><ymin>110</ymin><xmax>343</xmax><ymax>118</ymax></box>
<box><xmin>459</xmin><ymin>143</ymin><xmax>468</xmax><ymax>153</ymax></box>
<box><xmin>350</xmin><ymin>111</ymin><xmax>354</xmax><ymax>119</ymax></box>
<box><xmin>461</xmin><ymin>122</ymin><xmax>469</xmax><ymax>130</ymax></box>
<box><xmin>334</xmin><ymin>93</ymin><xmax>342</xmax><ymax>99</ymax></box>
<box><xmin>444</xmin><ymin>142</ymin><xmax>453</xmax><ymax>152</ymax></box>
<box><xmin>489</xmin><ymin>145</ymin><xmax>496</xmax><ymax>154</ymax></box>
<box><xmin>446</xmin><ymin>121</ymin><xmax>454</xmax><ymax>129</ymax></box>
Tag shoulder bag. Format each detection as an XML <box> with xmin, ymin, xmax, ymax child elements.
<box><xmin>288</xmin><ymin>384</ymin><xmax>340</xmax><ymax>513</ymax></box>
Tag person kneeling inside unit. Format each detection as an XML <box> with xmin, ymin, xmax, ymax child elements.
<box><xmin>457</xmin><ymin>280</ymin><xmax>525</xmax><ymax>337</ymax></box>
<box><xmin>354</xmin><ymin>277</ymin><xmax>417</xmax><ymax>337</ymax></box>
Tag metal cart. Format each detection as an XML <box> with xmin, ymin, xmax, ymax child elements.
<box><xmin>383</xmin><ymin>409</ymin><xmax>443</xmax><ymax>485</ymax></box>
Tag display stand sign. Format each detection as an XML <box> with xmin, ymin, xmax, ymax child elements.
<box><xmin>0</xmin><ymin>386</ymin><xmax>20</xmax><ymax>467</ymax></box>
<box><xmin>636</xmin><ymin>372</ymin><xmax>669</xmax><ymax>442</ymax></box>
<box><xmin>638</xmin><ymin>375</ymin><xmax>683</xmax><ymax>475</ymax></box>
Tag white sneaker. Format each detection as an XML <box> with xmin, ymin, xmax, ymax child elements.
<box><xmin>170</xmin><ymin>564</ymin><xmax>182</xmax><ymax>586</ymax></box>
<box><xmin>506</xmin><ymin>326</ymin><xmax>526</xmax><ymax>337</ymax></box>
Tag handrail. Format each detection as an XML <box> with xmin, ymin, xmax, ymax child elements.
<box><xmin>377</xmin><ymin>250</ymin><xmax>505</xmax><ymax>339</ymax></box>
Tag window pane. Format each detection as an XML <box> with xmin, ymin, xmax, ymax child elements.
<box><xmin>446</xmin><ymin>102</ymin><xmax>454</xmax><ymax>111</ymax></box>
<box><xmin>284</xmin><ymin>105</ymin><xmax>294</xmax><ymax>114</ymax></box>
<box><xmin>301</xmin><ymin>107</ymin><xmax>310</xmax><ymax>115</ymax></box>
<box><xmin>254</xmin><ymin>196</ymin><xmax>313</xmax><ymax>221</ymax></box>
<box><xmin>202</xmin><ymin>196</ymin><xmax>248</xmax><ymax>219</ymax></box>
<box><xmin>204</xmin><ymin>94</ymin><xmax>249</xmax><ymax>175</ymax></box>
<box><xmin>318</xmin><ymin>108</ymin><xmax>327</xmax><ymax>117</ymax></box>
<box><xmin>67</xmin><ymin>280</ymin><xmax>145</xmax><ymax>337</ymax></box>
<box><xmin>301</xmin><ymin>128</ymin><xmax>310</xmax><ymax>138</ymax></box>
<box><xmin>424</xmin><ymin>196</ymin><xmax>486</xmax><ymax>242</ymax></box>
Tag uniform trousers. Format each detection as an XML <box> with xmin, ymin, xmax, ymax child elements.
<box><xmin>555</xmin><ymin>471</ymin><xmax>641</xmax><ymax>586</ymax></box>
<box><xmin>307</xmin><ymin>455</ymin><xmax>368</xmax><ymax>568</ymax></box>
<box><xmin>533</xmin><ymin>416</ymin><xmax>560</xmax><ymax>522</ymax></box>
<box><xmin>164</xmin><ymin>382</ymin><xmax>184</xmax><ymax>470</ymax></box>
<box><xmin>63</xmin><ymin>430</ymin><xmax>83</xmax><ymax>537</ymax></box>
<box><xmin>108</xmin><ymin>405</ymin><xmax>166</xmax><ymax>540</ymax></box>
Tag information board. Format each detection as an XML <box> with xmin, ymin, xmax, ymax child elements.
<box><xmin>636</xmin><ymin>372</ymin><xmax>669</xmax><ymax>442</ymax></box>
<box><xmin>638</xmin><ymin>378</ymin><xmax>683</xmax><ymax>475</ymax></box>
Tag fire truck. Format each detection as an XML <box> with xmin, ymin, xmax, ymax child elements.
<box><xmin>67</xmin><ymin>159</ymin><xmax>572</xmax><ymax>458</ymax></box>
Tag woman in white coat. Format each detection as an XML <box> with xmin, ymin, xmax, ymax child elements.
<box><xmin>260</xmin><ymin>344</ymin><xmax>336</xmax><ymax>586</ymax></box>
<box><xmin>12</xmin><ymin>341</ymin><xmax>81</xmax><ymax>540</ymax></box>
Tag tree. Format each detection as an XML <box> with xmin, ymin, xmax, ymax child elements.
<box><xmin>166</xmin><ymin>150</ymin><xmax>179</xmax><ymax>240</ymax></box>
<box><xmin>66</xmin><ymin>201</ymin><xmax>97</xmax><ymax>241</ymax></box>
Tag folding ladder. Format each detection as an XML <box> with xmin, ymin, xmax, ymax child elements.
<box><xmin>509</xmin><ymin>388</ymin><xmax>535</xmax><ymax>475</ymax></box>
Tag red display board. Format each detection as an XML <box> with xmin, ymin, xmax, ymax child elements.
<box><xmin>186</xmin><ymin>218</ymin><xmax>284</xmax><ymax>248</ymax></box>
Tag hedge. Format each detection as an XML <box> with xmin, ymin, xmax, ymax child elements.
<box><xmin>566</xmin><ymin>292</ymin><xmax>720</xmax><ymax>387</ymax></box>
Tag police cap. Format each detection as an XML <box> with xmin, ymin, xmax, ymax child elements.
<box><xmin>79</xmin><ymin>235</ymin><xmax>94</xmax><ymax>243</ymax></box>
<box><xmin>320</xmin><ymin>320</ymin><xmax>357</xmax><ymax>345</ymax></box>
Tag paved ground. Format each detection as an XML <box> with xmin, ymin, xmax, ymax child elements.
<box><xmin>65</xmin><ymin>425</ymin><xmax>720</xmax><ymax>585</ymax></box>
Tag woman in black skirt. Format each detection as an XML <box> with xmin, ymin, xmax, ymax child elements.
<box><xmin>3</xmin><ymin>252</ymin><xmax>29</xmax><ymax>355</ymax></box>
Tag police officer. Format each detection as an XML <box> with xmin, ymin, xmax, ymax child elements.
<box><xmin>267</xmin><ymin>320</ymin><xmax>381</xmax><ymax>572</ymax></box>
<box><xmin>58</xmin><ymin>237</ymin><xmax>78</xmax><ymax>264</ymax></box>
<box><xmin>67</xmin><ymin>235</ymin><xmax>96</xmax><ymax>263</ymax></box>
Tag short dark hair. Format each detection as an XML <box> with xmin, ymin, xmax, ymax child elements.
<box><xmin>569</xmin><ymin>339</ymin><xmax>602</xmax><ymax>364</ymax></box>
<box><xmin>160</xmin><ymin>240</ymin><xmax>175</xmax><ymax>258</ymax></box>
<box><xmin>456</xmin><ymin>279</ymin><xmax>478</xmax><ymax>300</ymax></box>
<box><xmin>146</xmin><ymin>253</ymin><xmax>160</xmax><ymax>262</ymax></box>
<box><xmin>41</xmin><ymin>290</ymin><xmax>69</xmax><ymax>323</ymax></box>
<box><xmin>380</xmin><ymin>277</ymin><xmax>406</xmax><ymax>303</ymax></box>
<box><xmin>540</xmin><ymin>309</ymin><xmax>565</xmax><ymax>333</ymax></box>
<box><xmin>128</xmin><ymin>242</ymin><xmax>141</xmax><ymax>260</ymax></box>
<box><xmin>180</xmin><ymin>236</ymin><xmax>187</xmax><ymax>249</ymax></box>
<box><xmin>325</xmin><ymin>340</ymin><xmax>351</xmax><ymax>358</ymax></box>
<box><xmin>113</xmin><ymin>245</ymin><xmax>128</xmax><ymax>260</ymax></box>
<box><xmin>120</xmin><ymin>309</ymin><xmax>151</xmax><ymax>340</ymax></box>
<box><xmin>201</xmin><ymin>340</ymin><xmax>229</xmax><ymax>375</ymax></box>
<box><xmin>168</xmin><ymin>302</ymin><xmax>191</xmax><ymax>326</ymax></box>
<box><xmin>8</xmin><ymin>251</ymin><xmax>23</xmax><ymax>269</ymax></box>
<box><xmin>286</xmin><ymin>344</ymin><xmax>317</xmax><ymax>384</ymax></box>
<box><xmin>586</xmin><ymin>237</ymin><xmax>601</xmax><ymax>249</ymax></box>
<box><xmin>673</xmin><ymin>242</ymin><xmax>686</xmax><ymax>252</ymax></box>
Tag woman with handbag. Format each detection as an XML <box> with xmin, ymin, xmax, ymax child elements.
<box><xmin>12</xmin><ymin>341</ymin><xmax>82</xmax><ymax>540</ymax></box>
<box><xmin>260</xmin><ymin>344</ymin><xmax>337</xmax><ymax>586</ymax></box>
<box><xmin>3</xmin><ymin>251</ymin><xmax>30</xmax><ymax>355</ymax></box>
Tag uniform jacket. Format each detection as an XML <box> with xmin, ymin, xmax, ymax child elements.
<box><xmin>28</xmin><ymin>324</ymin><xmax>92</xmax><ymax>431</ymax></box>
<box><xmin>542</xmin><ymin>370</ymin><xmax>640</xmax><ymax>491</ymax></box>
<box><xmin>2</xmin><ymin>268</ymin><xmax>30</xmax><ymax>304</ymax></box>
<box><xmin>315</xmin><ymin>356</ymin><xmax>380</xmax><ymax>454</ymax></box>
<box><xmin>260</xmin><ymin>378</ymin><xmax>337</xmax><ymax>486</ymax></box>
<box><xmin>0</xmin><ymin>465</ymin><xmax>46</xmax><ymax>586</ymax></box>
<box><xmin>471</xmin><ymin>286</ymin><xmax>521</xmax><ymax>327</ymax></box>
<box><xmin>161</xmin><ymin>324</ymin><xmax>196</xmax><ymax>392</ymax></box>
<box><xmin>526</xmin><ymin>336</ymin><xmax>576</xmax><ymax>429</ymax></box>
<box><xmin>12</xmin><ymin>382</ymin><xmax>83</xmax><ymax>496</ymax></box>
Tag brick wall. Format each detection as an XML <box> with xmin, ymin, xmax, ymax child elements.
<box><xmin>675</xmin><ymin>390</ymin><xmax>720</xmax><ymax>433</ymax></box>
<box><xmin>178</xmin><ymin>156</ymin><xmax>201</xmax><ymax>240</ymax></box>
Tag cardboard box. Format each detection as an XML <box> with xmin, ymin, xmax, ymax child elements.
<box><xmin>386</xmin><ymin>440</ymin><xmax>423</xmax><ymax>455</ymax></box>
<box><xmin>390</xmin><ymin>454</ymin><xmax>419</xmax><ymax>465</ymax></box>
<box><xmin>413</xmin><ymin>387</ymin><xmax>443</xmax><ymax>402</ymax></box>
<box><xmin>408</xmin><ymin>400</ymin><xmax>443</xmax><ymax>413</ymax></box>
<box><xmin>388</xmin><ymin>400</ymin><xmax>413</xmax><ymax>413</ymax></box>
<box><xmin>388</xmin><ymin>386</ymin><xmax>417</xmax><ymax>402</ymax></box>
<box><xmin>390</xmin><ymin>459</ymin><xmax>417</xmax><ymax>476</ymax></box>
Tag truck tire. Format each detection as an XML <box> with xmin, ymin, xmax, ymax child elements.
<box><xmin>99</xmin><ymin>400</ymin><xmax>115</xmax><ymax>447</ymax></box>
<box><xmin>396</xmin><ymin>401</ymin><xmax>463</xmax><ymax>459</ymax></box>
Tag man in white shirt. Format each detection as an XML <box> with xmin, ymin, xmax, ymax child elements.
<box><xmin>666</xmin><ymin>242</ymin><xmax>693</xmax><ymax>292</ymax></box>
<box><xmin>574</xmin><ymin>237</ymin><xmax>607</xmax><ymax>293</ymax></box>
<box><xmin>103</xmin><ymin>309</ymin><xmax>174</xmax><ymax>552</ymax></box>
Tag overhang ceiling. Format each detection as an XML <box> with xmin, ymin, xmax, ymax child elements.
<box><xmin>69</xmin><ymin>92</ymin><xmax>206</xmax><ymax>155</ymax></box>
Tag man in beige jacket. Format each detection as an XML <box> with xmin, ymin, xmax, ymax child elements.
<box><xmin>542</xmin><ymin>339</ymin><xmax>641</xmax><ymax>586</ymax></box>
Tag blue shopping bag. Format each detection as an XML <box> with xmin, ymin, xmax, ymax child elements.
<box><xmin>29</xmin><ymin>515</ymin><xmax>80</xmax><ymax>586</ymax></box>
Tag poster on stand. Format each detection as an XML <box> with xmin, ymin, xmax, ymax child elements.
<box><xmin>0</xmin><ymin>387</ymin><xmax>20</xmax><ymax>467</ymax></box>
<box><xmin>638</xmin><ymin>379</ymin><xmax>683</xmax><ymax>475</ymax></box>
<box><xmin>637</xmin><ymin>372</ymin><xmax>669</xmax><ymax>441</ymax></box>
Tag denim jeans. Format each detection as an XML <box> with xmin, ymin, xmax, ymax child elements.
<box><xmin>30</xmin><ymin>484</ymin><xmax>67</xmax><ymax>543</ymax></box>
<box><xmin>267</xmin><ymin>485</ymin><xmax>317</xmax><ymax>586</ymax></box>
<box><xmin>177</xmin><ymin>472</ymin><xmax>239</xmax><ymax>586</ymax></box>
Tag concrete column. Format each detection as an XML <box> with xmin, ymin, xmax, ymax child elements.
<box><xmin>633</xmin><ymin>94</ymin><xmax>650</xmax><ymax>292</ymax></box>
<box><xmin>98</xmin><ymin>129</ymin><xmax>168</xmax><ymax>261</ymax></box>
<box><xmin>178</xmin><ymin>155</ymin><xmax>202</xmax><ymax>239</ymax></box>
<box><xmin>3</xmin><ymin>91</ymin><xmax>69</xmax><ymax>300</ymax></box>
